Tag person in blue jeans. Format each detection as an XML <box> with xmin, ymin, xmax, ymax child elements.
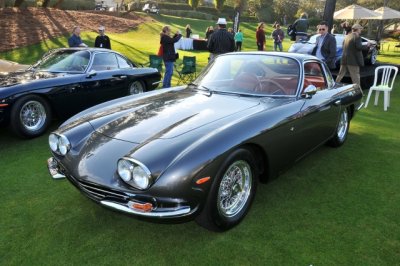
<box><xmin>160</xmin><ymin>25</ymin><xmax>182</xmax><ymax>88</ymax></box>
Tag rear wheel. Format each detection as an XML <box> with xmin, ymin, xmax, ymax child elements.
<box><xmin>328</xmin><ymin>108</ymin><xmax>349</xmax><ymax>147</ymax></box>
<box><xmin>129</xmin><ymin>80</ymin><xmax>146</xmax><ymax>95</ymax></box>
<box><xmin>10</xmin><ymin>95</ymin><xmax>52</xmax><ymax>138</ymax></box>
<box><xmin>368</xmin><ymin>48</ymin><xmax>377</xmax><ymax>65</ymax></box>
<box><xmin>196</xmin><ymin>148</ymin><xmax>257</xmax><ymax>231</ymax></box>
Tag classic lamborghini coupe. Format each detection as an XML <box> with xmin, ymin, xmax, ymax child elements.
<box><xmin>48</xmin><ymin>52</ymin><xmax>363</xmax><ymax>231</ymax></box>
<box><xmin>0</xmin><ymin>48</ymin><xmax>161</xmax><ymax>138</ymax></box>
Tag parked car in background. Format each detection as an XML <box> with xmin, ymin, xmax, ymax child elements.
<box><xmin>48</xmin><ymin>52</ymin><xmax>363</xmax><ymax>231</ymax></box>
<box><xmin>288</xmin><ymin>34</ymin><xmax>378</xmax><ymax>68</ymax></box>
<box><xmin>0</xmin><ymin>48</ymin><xmax>161</xmax><ymax>138</ymax></box>
<box><xmin>142</xmin><ymin>3</ymin><xmax>160</xmax><ymax>14</ymax></box>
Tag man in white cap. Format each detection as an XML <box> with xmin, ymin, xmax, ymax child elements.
<box><xmin>207</xmin><ymin>18</ymin><xmax>235</xmax><ymax>61</ymax></box>
<box><xmin>336</xmin><ymin>23</ymin><xmax>369</xmax><ymax>89</ymax></box>
<box><xmin>94</xmin><ymin>25</ymin><xmax>111</xmax><ymax>49</ymax></box>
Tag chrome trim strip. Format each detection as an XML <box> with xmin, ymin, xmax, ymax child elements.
<box><xmin>100</xmin><ymin>200</ymin><xmax>191</xmax><ymax>218</ymax></box>
<box><xmin>79</xmin><ymin>183</ymin><xmax>125</xmax><ymax>198</ymax></box>
<box><xmin>152</xmin><ymin>81</ymin><xmax>162</xmax><ymax>85</ymax></box>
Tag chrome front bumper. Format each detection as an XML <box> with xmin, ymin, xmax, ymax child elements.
<box><xmin>47</xmin><ymin>157</ymin><xmax>66</xmax><ymax>179</ymax></box>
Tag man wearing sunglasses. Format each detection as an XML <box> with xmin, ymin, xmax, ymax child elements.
<box><xmin>311</xmin><ymin>21</ymin><xmax>336</xmax><ymax>69</ymax></box>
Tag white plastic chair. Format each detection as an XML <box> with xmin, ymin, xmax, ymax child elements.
<box><xmin>365</xmin><ymin>66</ymin><xmax>398</xmax><ymax>111</ymax></box>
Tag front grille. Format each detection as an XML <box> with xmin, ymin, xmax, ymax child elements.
<box><xmin>68</xmin><ymin>175</ymin><xmax>127</xmax><ymax>202</ymax></box>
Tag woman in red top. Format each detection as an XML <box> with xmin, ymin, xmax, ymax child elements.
<box><xmin>256</xmin><ymin>22</ymin><xmax>266</xmax><ymax>51</ymax></box>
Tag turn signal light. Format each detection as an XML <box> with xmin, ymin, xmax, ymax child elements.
<box><xmin>130</xmin><ymin>202</ymin><xmax>153</xmax><ymax>212</ymax></box>
<box><xmin>196</xmin><ymin>176</ymin><xmax>211</xmax><ymax>185</ymax></box>
<box><xmin>0</xmin><ymin>104</ymin><xmax>9</xmax><ymax>107</ymax></box>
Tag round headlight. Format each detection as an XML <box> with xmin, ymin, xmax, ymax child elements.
<box><xmin>58</xmin><ymin>135</ymin><xmax>71</xmax><ymax>156</ymax></box>
<box><xmin>117</xmin><ymin>158</ymin><xmax>152</xmax><ymax>190</ymax></box>
<box><xmin>117</xmin><ymin>159</ymin><xmax>134</xmax><ymax>182</ymax></box>
<box><xmin>49</xmin><ymin>133</ymin><xmax>59</xmax><ymax>152</ymax></box>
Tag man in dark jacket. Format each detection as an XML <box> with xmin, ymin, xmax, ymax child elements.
<box><xmin>335</xmin><ymin>24</ymin><xmax>368</xmax><ymax>89</ymax></box>
<box><xmin>311</xmin><ymin>21</ymin><xmax>337</xmax><ymax>69</ymax></box>
<box><xmin>207</xmin><ymin>18</ymin><xmax>235</xmax><ymax>61</ymax></box>
<box><xmin>94</xmin><ymin>26</ymin><xmax>111</xmax><ymax>49</ymax></box>
<box><xmin>293</xmin><ymin>13</ymin><xmax>309</xmax><ymax>41</ymax></box>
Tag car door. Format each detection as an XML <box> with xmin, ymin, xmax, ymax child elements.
<box><xmin>81</xmin><ymin>52</ymin><xmax>130</xmax><ymax>108</ymax></box>
<box><xmin>293</xmin><ymin>61</ymin><xmax>341</xmax><ymax>158</ymax></box>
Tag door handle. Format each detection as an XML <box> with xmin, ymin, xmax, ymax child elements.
<box><xmin>333</xmin><ymin>99</ymin><xmax>341</xmax><ymax>106</ymax></box>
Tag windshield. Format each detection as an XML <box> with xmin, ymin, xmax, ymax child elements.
<box><xmin>35</xmin><ymin>50</ymin><xmax>90</xmax><ymax>73</ymax></box>
<box><xmin>195</xmin><ymin>54</ymin><xmax>300</xmax><ymax>96</ymax></box>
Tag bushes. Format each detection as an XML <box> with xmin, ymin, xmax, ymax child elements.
<box><xmin>157</xmin><ymin>2</ymin><xmax>192</xmax><ymax>11</ymax></box>
<box><xmin>161</xmin><ymin>9</ymin><xmax>215</xmax><ymax>20</ymax></box>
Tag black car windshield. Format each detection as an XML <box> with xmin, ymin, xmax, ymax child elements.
<box><xmin>196</xmin><ymin>54</ymin><xmax>300</xmax><ymax>97</ymax></box>
<box><xmin>35</xmin><ymin>50</ymin><xmax>90</xmax><ymax>73</ymax></box>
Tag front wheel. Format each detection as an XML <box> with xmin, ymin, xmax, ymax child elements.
<box><xmin>128</xmin><ymin>80</ymin><xmax>146</xmax><ymax>95</ymax></box>
<box><xmin>196</xmin><ymin>148</ymin><xmax>257</xmax><ymax>231</ymax></box>
<box><xmin>10</xmin><ymin>95</ymin><xmax>52</xmax><ymax>138</ymax></box>
<box><xmin>327</xmin><ymin>108</ymin><xmax>349</xmax><ymax>147</ymax></box>
<box><xmin>368</xmin><ymin>48</ymin><xmax>377</xmax><ymax>65</ymax></box>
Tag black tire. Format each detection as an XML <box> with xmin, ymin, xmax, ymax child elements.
<box><xmin>128</xmin><ymin>80</ymin><xmax>146</xmax><ymax>95</ymax></box>
<box><xmin>10</xmin><ymin>95</ymin><xmax>52</xmax><ymax>138</ymax></box>
<box><xmin>327</xmin><ymin>108</ymin><xmax>349</xmax><ymax>147</ymax></box>
<box><xmin>196</xmin><ymin>148</ymin><xmax>258</xmax><ymax>231</ymax></box>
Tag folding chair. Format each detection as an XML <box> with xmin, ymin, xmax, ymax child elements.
<box><xmin>175</xmin><ymin>56</ymin><xmax>196</xmax><ymax>85</ymax></box>
<box><xmin>143</xmin><ymin>54</ymin><xmax>163</xmax><ymax>73</ymax></box>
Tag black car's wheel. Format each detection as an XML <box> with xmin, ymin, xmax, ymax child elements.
<box><xmin>327</xmin><ymin>108</ymin><xmax>349</xmax><ymax>147</ymax></box>
<box><xmin>368</xmin><ymin>48</ymin><xmax>377</xmax><ymax>65</ymax></box>
<box><xmin>10</xmin><ymin>95</ymin><xmax>52</xmax><ymax>138</ymax></box>
<box><xmin>196</xmin><ymin>148</ymin><xmax>257</xmax><ymax>231</ymax></box>
<box><xmin>129</xmin><ymin>80</ymin><xmax>146</xmax><ymax>95</ymax></box>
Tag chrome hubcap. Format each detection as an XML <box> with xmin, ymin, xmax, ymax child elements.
<box><xmin>371</xmin><ymin>49</ymin><xmax>377</xmax><ymax>64</ymax></box>
<box><xmin>337</xmin><ymin>109</ymin><xmax>348</xmax><ymax>142</ymax></box>
<box><xmin>20</xmin><ymin>100</ymin><xmax>46</xmax><ymax>131</ymax></box>
<box><xmin>218</xmin><ymin>160</ymin><xmax>252</xmax><ymax>217</ymax></box>
<box><xmin>129</xmin><ymin>81</ymin><xmax>144</xmax><ymax>94</ymax></box>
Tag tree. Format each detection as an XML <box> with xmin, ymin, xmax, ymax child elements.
<box><xmin>189</xmin><ymin>0</ymin><xmax>200</xmax><ymax>9</ymax></box>
<box><xmin>0</xmin><ymin>0</ymin><xmax>5</xmax><ymax>8</ymax></box>
<box><xmin>42</xmin><ymin>0</ymin><xmax>51</xmax><ymax>8</ymax></box>
<box><xmin>273</xmin><ymin>0</ymin><xmax>299</xmax><ymax>23</ymax></box>
<box><xmin>14</xmin><ymin>0</ymin><xmax>25</xmax><ymax>7</ymax></box>
<box><xmin>214</xmin><ymin>0</ymin><xmax>225</xmax><ymax>11</ymax></box>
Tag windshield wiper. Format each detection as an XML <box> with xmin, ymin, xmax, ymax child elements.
<box><xmin>187</xmin><ymin>82</ymin><xmax>213</xmax><ymax>95</ymax></box>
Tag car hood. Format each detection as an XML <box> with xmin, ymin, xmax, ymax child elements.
<box><xmin>87</xmin><ymin>90</ymin><xmax>261</xmax><ymax>143</ymax></box>
<box><xmin>0</xmin><ymin>70</ymin><xmax>66</xmax><ymax>88</ymax></box>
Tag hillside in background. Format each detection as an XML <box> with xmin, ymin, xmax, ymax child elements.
<box><xmin>0</xmin><ymin>7</ymin><xmax>146</xmax><ymax>52</ymax></box>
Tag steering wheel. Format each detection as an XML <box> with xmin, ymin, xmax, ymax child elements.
<box><xmin>255</xmin><ymin>79</ymin><xmax>287</xmax><ymax>95</ymax></box>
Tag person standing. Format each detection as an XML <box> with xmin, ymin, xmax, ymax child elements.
<box><xmin>311</xmin><ymin>21</ymin><xmax>337</xmax><ymax>69</ymax></box>
<box><xmin>207</xmin><ymin>18</ymin><xmax>235</xmax><ymax>61</ymax></box>
<box><xmin>160</xmin><ymin>25</ymin><xmax>182</xmax><ymax>88</ymax></box>
<box><xmin>68</xmin><ymin>26</ymin><xmax>88</xmax><ymax>48</ymax></box>
<box><xmin>185</xmin><ymin>24</ymin><xmax>192</xmax><ymax>38</ymax></box>
<box><xmin>271</xmin><ymin>23</ymin><xmax>284</xmax><ymax>52</ymax></box>
<box><xmin>341</xmin><ymin>21</ymin><xmax>352</xmax><ymax>35</ymax></box>
<box><xmin>335</xmin><ymin>24</ymin><xmax>368</xmax><ymax>89</ymax></box>
<box><xmin>293</xmin><ymin>13</ymin><xmax>309</xmax><ymax>41</ymax></box>
<box><xmin>94</xmin><ymin>25</ymin><xmax>111</xmax><ymax>49</ymax></box>
<box><xmin>234</xmin><ymin>29</ymin><xmax>243</xmax><ymax>51</ymax></box>
<box><xmin>256</xmin><ymin>22</ymin><xmax>266</xmax><ymax>51</ymax></box>
<box><xmin>205</xmin><ymin>26</ymin><xmax>214</xmax><ymax>40</ymax></box>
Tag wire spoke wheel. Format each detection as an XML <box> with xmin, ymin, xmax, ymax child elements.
<box><xmin>19</xmin><ymin>100</ymin><xmax>47</xmax><ymax>131</ymax></box>
<box><xmin>217</xmin><ymin>160</ymin><xmax>252</xmax><ymax>218</ymax></box>
<box><xmin>337</xmin><ymin>109</ymin><xmax>349</xmax><ymax>142</ymax></box>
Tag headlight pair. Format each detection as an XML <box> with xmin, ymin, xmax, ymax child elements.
<box><xmin>117</xmin><ymin>158</ymin><xmax>152</xmax><ymax>190</ymax></box>
<box><xmin>49</xmin><ymin>133</ymin><xmax>71</xmax><ymax>156</ymax></box>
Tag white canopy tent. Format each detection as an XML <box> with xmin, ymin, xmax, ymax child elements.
<box><xmin>372</xmin><ymin>6</ymin><xmax>400</xmax><ymax>20</ymax></box>
<box><xmin>333</xmin><ymin>4</ymin><xmax>381</xmax><ymax>20</ymax></box>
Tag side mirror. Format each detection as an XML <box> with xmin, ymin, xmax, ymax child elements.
<box><xmin>86</xmin><ymin>70</ymin><xmax>97</xmax><ymax>78</ymax></box>
<box><xmin>301</xmin><ymin>85</ymin><xmax>317</xmax><ymax>99</ymax></box>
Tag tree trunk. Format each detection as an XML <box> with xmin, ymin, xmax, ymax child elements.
<box><xmin>14</xmin><ymin>0</ymin><xmax>25</xmax><ymax>7</ymax></box>
<box><xmin>53</xmin><ymin>0</ymin><xmax>64</xmax><ymax>9</ymax></box>
<box><xmin>42</xmin><ymin>0</ymin><xmax>51</xmax><ymax>8</ymax></box>
<box><xmin>323</xmin><ymin>0</ymin><xmax>337</xmax><ymax>32</ymax></box>
<box><xmin>0</xmin><ymin>0</ymin><xmax>5</xmax><ymax>8</ymax></box>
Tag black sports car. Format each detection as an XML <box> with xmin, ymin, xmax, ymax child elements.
<box><xmin>48</xmin><ymin>52</ymin><xmax>363</xmax><ymax>231</ymax></box>
<box><xmin>0</xmin><ymin>48</ymin><xmax>161</xmax><ymax>138</ymax></box>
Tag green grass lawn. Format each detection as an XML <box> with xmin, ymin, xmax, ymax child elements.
<box><xmin>0</xmin><ymin>14</ymin><xmax>400</xmax><ymax>265</ymax></box>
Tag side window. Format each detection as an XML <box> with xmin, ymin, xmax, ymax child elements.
<box><xmin>116</xmin><ymin>55</ymin><xmax>132</xmax><ymax>69</ymax></box>
<box><xmin>303</xmin><ymin>62</ymin><xmax>327</xmax><ymax>90</ymax></box>
<box><xmin>91</xmin><ymin>53</ymin><xmax>118</xmax><ymax>71</ymax></box>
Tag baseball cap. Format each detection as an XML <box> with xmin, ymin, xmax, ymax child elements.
<box><xmin>216</xmin><ymin>18</ymin><xmax>227</xmax><ymax>25</ymax></box>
